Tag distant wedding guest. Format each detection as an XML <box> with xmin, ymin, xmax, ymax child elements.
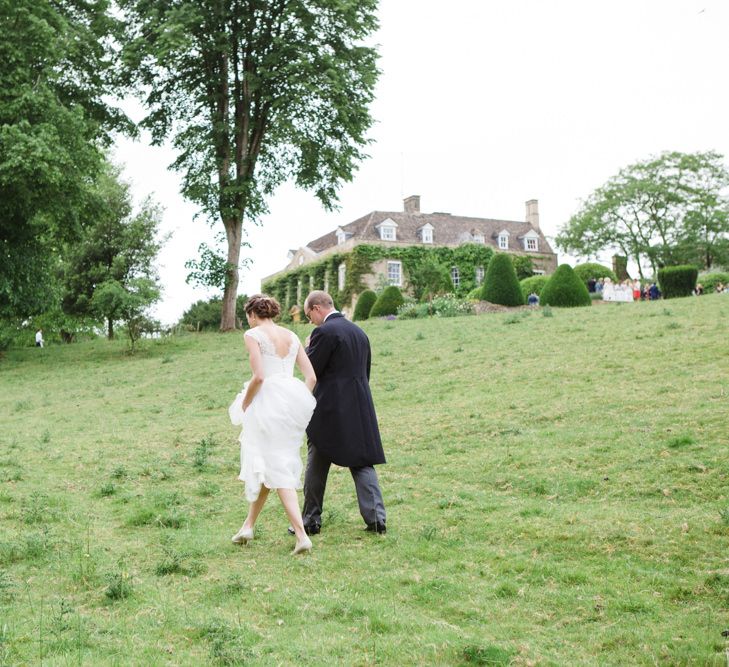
<box><xmin>35</xmin><ymin>329</ymin><xmax>44</xmax><ymax>348</ymax></box>
<box><xmin>587</xmin><ymin>277</ymin><xmax>596</xmax><ymax>293</ymax></box>
<box><xmin>648</xmin><ymin>283</ymin><xmax>661</xmax><ymax>300</ymax></box>
<box><xmin>228</xmin><ymin>294</ymin><xmax>317</xmax><ymax>556</ymax></box>
<box><xmin>633</xmin><ymin>279</ymin><xmax>641</xmax><ymax>301</ymax></box>
<box><xmin>289</xmin><ymin>304</ymin><xmax>302</xmax><ymax>323</ymax></box>
<box><xmin>602</xmin><ymin>277</ymin><xmax>614</xmax><ymax>301</ymax></box>
<box><xmin>716</xmin><ymin>282</ymin><xmax>726</xmax><ymax>294</ymax></box>
<box><xmin>693</xmin><ymin>283</ymin><xmax>704</xmax><ymax>296</ymax></box>
<box><xmin>527</xmin><ymin>292</ymin><xmax>540</xmax><ymax>306</ymax></box>
<box><xmin>595</xmin><ymin>278</ymin><xmax>604</xmax><ymax>294</ymax></box>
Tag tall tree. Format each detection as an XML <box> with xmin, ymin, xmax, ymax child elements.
<box><xmin>120</xmin><ymin>0</ymin><xmax>379</xmax><ymax>330</ymax></box>
<box><xmin>63</xmin><ymin>162</ymin><xmax>165</xmax><ymax>339</ymax></box>
<box><xmin>0</xmin><ymin>0</ymin><xmax>129</xmax><ymax>319</ymax></box>
<box><xmin>556</xmin><ymin>152</ymin><xmax>729</xmax><ymax>278</ymax></box>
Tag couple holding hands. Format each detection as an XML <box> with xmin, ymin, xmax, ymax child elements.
<box><xmin>228</xmin><ymin>291</ymin><xmax>387</xmax><ymax>555</ymax></box>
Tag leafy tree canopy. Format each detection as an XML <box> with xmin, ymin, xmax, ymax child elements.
<box><xmin>556</xmin><ymin>151</ymin><xmax>729</xmax><ymax>278</ymax></box>
<box><xmin>120</xmin><ymin>0</ymin><xmax>380</xmax><ymax>329</ymax></box>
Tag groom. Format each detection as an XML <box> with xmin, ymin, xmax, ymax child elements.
<box><xmin>297</xmin><ymin>290</ymin><xmax>387</xmax><ymax>535</ymax></box>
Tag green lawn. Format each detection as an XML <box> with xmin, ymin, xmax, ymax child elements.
<box><xmin>1</xmin><ymin>295</ymin><xmax>728</xmax><ymax>665</ymax></box>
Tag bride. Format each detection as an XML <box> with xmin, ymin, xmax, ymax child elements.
<box><xmin>228</xmin><ymin>295</ymin><xmax>317</xmax><ymax>555</ymax></box>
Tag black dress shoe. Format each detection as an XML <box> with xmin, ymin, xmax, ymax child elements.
<box><xmin>365</xmin><ymin>521</ymin><xmax>386</xmax><ymax>534</ymax></box>
<box><xmin>287</xmin><ymin>523</ymin><xmax>320</xmax><ymax>536</ymax></box>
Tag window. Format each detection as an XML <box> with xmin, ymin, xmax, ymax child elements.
<box><xmin>498</xmin><ymin>234</ymin><xmax>508</xmax><ymax>250</ymax></box>
<box><xmin>473</xmin><ymin>233</ymin><xmax>485</xmax><ymax>244</ymax></box>
<box><xmin>380</xmin><ymin>225</ymin><xmax>396</xmax><ymax>241</ymax></box>
<box><xmin>387</xmin><ymin>261</ymin><xmax>402</xmax><ymax>286</ymax></box>
<box><xmin>475</xmin><ymin>266</ymin><xmax>485</xmax><ymax>285</ymax></box>
<box><xmin>526</xmin><ymin>237</ymin><xmax>538</xmax><ymax>251</ymax></box>
<box><xmin>338</xmin><ymin>263</ymin><xmax>346</xmax><ymax>291</ymax></box>
<box><xmin>336</xmin><ymin>229</ymin><xmax>346</xmax><ymax>245</ymax></box>
<box><xmin>451</xmin><ymin>266</ymin><xmax>460</xmax><ymax>288</ymax></box>
<box><xmin>533</xmin><ymin>269</ymin><xmax>545</xmax><ymax>276</ymax></box>
<box><xmin>421</xmin><ymin>227</ymin><xmax>433</xmax><ymax>243</ymax></box>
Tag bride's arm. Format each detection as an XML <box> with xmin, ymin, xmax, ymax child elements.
<box><xmin>295</xmin><ymin>344</ymin><xmax>317</xmax><ymax>392</ymax></box>
<box><xmin>242</xmin><ymin>335</ymin><xmax>265</xmax><ymax>411</ymax></box>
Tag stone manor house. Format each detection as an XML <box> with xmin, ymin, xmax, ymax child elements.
<box><xmin>263</xmin><ymin>195</ymin><xmax>558</xmax><ymax>308</ymax></box>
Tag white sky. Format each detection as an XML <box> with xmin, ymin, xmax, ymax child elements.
<box><xmin>113</xmin><ymin>0</ymin><xmax>729</xmax><ymax>324</ymax></box>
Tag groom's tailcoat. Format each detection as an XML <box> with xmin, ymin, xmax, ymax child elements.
<box><xmin>305</xmin><ymin>313</ymin><xmax>386</xmax><ymax>468</ymax></box>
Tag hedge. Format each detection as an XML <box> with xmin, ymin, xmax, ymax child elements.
<box><xmin>370</xmin><ymin>285</ymin><xmax>405</xmax><ymax>317</ymax></box>
<box><xmin>698</xmin><ymin>271</ymin><xmax>729</xmax><ymax>293</ymax></box>
<box><xmin>519</xmin><ymin>275</ymin><xmax>550</xmax><ymax>300</ymax></box>
<box><xmin>353</xmin><ymin>290</ymin><xmax>377</xmax><ymax>321</ymax></box>
<box><xmin>480</xmin><ymin>253</ymin><xmax>524</xmax><ymax>306</ymax></box>
<box><xmin>658</xmin><ymin>265</ymin><xmax>698</xmax><ymax>299</ymax></box>
<box><xmin>540</xmin><ymin>265</ymin><xmax>591</xmax><ymax>307</ymax></box>
<box><xmin>573</xmin><ymin>262</ymin><xmax>617</xmax><ymax>285</ymax></box>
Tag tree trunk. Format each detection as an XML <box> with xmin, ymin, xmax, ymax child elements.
<box><xmin>220</xmin><ymin>218</ymin><xmax>243</xmax><ymax>331</ymax></box>
<box><xmin>107</xmin><ymin>317</ymin><xmax>114</xmax><ymax>340</ymax></box>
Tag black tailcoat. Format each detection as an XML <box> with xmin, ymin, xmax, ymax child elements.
<box><xmin>305</xmin><ymin>313</ymin><xmax>386</xmax><ymax>467</ymax></box>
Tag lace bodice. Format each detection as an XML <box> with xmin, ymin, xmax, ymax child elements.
<box><xmin>245</xmin><ymin>327</ymin><xmax>299</xmax><ymax>377</ymax></box>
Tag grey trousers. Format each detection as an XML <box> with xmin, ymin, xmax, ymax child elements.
<box><xmin>302</xmin><ymin>442</ymin><xmax>386</xmax><ymax>528</ymax></box>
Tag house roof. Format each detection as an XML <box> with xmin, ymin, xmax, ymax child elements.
<box><xmin>305</xmin><ymin>210</ymin><xmax>555</xmax><ymax>254</ymax></box>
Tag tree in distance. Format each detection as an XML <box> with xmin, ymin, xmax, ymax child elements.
<box><xmin>480</xmin><ymin>254</ymin><xmax>524</xmax><ymax>306</ymax></box>
<box><xmin>353</xmin><ymin>290</ymin><xmax>377</xmax><ymax>321</ymax></box>
<box><xmin>556</xmin><ymin>151</ymin><xmax>729</xmax><ymax>278</ymax></box>
<box><xmin>540</xmin><ymin>265</ymin><xmax>591</xmax><ymax>308</ymax></box>
<box><xmin>62</xmin><ymin>161</ymin><xmax>165</xmax><ymax>340</ymax></box>
<box><xmin>370</xmin><ymin>286</ymin><xmax>404</xmax><ymax>317</ymax></box>
<box><xmin>573</xmin><ymin>263</ymin><xmax>617</xmax><ymax>285</ymax></box>
<box><xmin>519</xmin><ymin>275</ymin><xmax>550</xmax><ymax>301</ymax></box>
<box><xmin>407</xmin><ymin>258</ymin><xmax>452</xmax><ymax>302</ymax></box>
<box><xmin>120</xmin><ymin>0</ymin><xmax>380</xmax><ymax>330</ymax></box>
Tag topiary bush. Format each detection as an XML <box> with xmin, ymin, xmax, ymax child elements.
<box><xmin>480</xmin><ymin>253</ymin><xmax>524</xmax><ymax>306</ymax></box>
<box><xmin>519</xmin><ymin>275</ymin><xmax>550</xmax><ymax>301</ymax></box>
<box><xmin>540</xmin><ymin>264</ymin><xmax>591</xmax><ymax>307</ymax></box>
<box><xmin>573</xmin><ymin>262</ymin><xmax>617</xmax><ymax>285</ymax></box>
<box><xmin>369</xmin><ymin>285</ymin><xmax>405</xmax><ymax>317</ymax></box>
<box><xmin>658</xmin><ymin>265</ymin><xmax>698</xmax><ymax>298</ymax></box>
<box><xmin>698</xmin><ymin>271</ymin><xmax>729</xmax><ymax>293</ymax></box>
<box><xmin>353</xmin><ymin>290</ymin><xmax>377</xmax><ymax>321</ymax></box>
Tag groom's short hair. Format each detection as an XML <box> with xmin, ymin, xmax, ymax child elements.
<box><xmin>306</xmin><ymin>291</ymin><xmax>334</xmax><ymax>309</ymax></box>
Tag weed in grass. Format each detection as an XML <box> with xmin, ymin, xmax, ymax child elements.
<box><xmin>494</xmin><ymin>582</ymin><xmax>518</xmax><ymax>598</ymax></box>
<box><xmin>39</xmin><ymin>429</ymin><xmax>51</xmax><ymax>444</ymax></box>
<box><xmin>383</xmin><ymin>323</ymin><xmax>394</xmax><ymax>330</ymax></box>
<box><xmin>419</xmin><ymin>526</ymin><xmax>437</xmax><ymax>541</ymax></box>
<box><xmin>196</xmin><ymin>480</ymin><xmax>219</xmax><ymax>497</ymax></box>
<box><xmin>21</xmin><ymin>492</ymin><xmax>56</xmax><ymax>525</ymax></box>
<box><xmin>13</xmin><ymin>400</ymin><xmax>30</xmax><ymax>412</ymax></box>
<box><xmin>99</xmin><ymin>482</ymin><xmax>116</xmax><ymax>497</ymax></box>
<box><xmin>380</xmin><ymin>349</ymin><xmax>393</xmax><ymax>357</ymax></box>
<box><xmin>0</xmin><ymin>570</ymin><xmax>15</xmax><ymax>601</ymax></box>
<box><xmin>415</xmin><ymin>332</ymin><xmax>425</xmax><ymax>340</ymax></box>
<box><xmin>193</xmin><ymin>434</ymin><xmax>218</xmax><ymax>470</ymax></box>
<box><xmin>503</xmin><ymin>312</ymin><xmax>527</xmax><ymax>324</ymax></box>
<box><xmin>155</xmin><ymin>545</ymin><xmax>204</xmax><ymax>577</ymax></box>
<box><xmin>110</xmin><ymin>465</ymin><xmax>128</xmax><ymax>479</ymax></box>
<box><xmin>198</xmin><ymin>620</ymin><xmax>260</xmax><ymax>664</ymax></box>
<box><xmin>542</xmin><ymin>305</ymin><xmax>553</xmax><ymax>317</ymax></box>
<box><xmin>662</xmin><ymin>308</ymin><xmax>673</xmax><ymax>316</ymax></box>
<box><xmin>666</xmin><ymin>322</ymin><xmax>681</xmax><ymax>330</ymax></box>
<box><xmin>161</xmin><ymin>355</ymin><xmax>173</xmax><ymax>364</ymax></box>
<box><xmin>462</xmin><ymin>643</ymin><xmax>515</xmax><ymax>665</ymax></box>
<box><xmin>668</xmin><ymin>434</ymin><xmax>695</xmax><ymax>449</ymax></box>
<box><xmin>719</xmin><ymin>508</ymin><xmax>729</xmax><ymax>526</ymax></box>
<box><xmin>104</xmin><ymin>569</ymin><xmax>133</xmax><ymax>601</ymax></box>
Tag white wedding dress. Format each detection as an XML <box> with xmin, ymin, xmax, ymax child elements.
<box><xmin>228</xmin><ymin>327</ymin><xmax>316</xmax><ymax>502</ymax></box>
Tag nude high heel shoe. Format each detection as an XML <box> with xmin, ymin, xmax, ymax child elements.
<box><xmin>292</xmin><ymin>536</ymin><xmax>312</xmax><ymax>555</ymax></box>
<box><xmin>232</xmin><ymin>526</ymin><xmax>254</xmax><ymax>544</ymax></box>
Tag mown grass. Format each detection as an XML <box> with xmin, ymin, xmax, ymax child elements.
<box><xmin>1</xmin><ymin>295</ymin><xmax>729</xmax><ymax>665</ymax></box>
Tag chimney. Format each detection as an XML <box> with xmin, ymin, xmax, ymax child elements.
<box><xmin>525</xmin><ymin>199</ymin><xmax>539</xmax><ymax>231</ymax></box>
<box><xmin>403</xmin><ymin>195</ymin><xmax>420</xmax><ymax>214</ymax></box>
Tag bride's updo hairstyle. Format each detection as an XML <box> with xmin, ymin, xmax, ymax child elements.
<box><xmin>244</xmin><ymin>294</ymin><xmax>281</xmax><ymax>320</ymax></box>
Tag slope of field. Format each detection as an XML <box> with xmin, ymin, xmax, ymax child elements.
<box><xmin>1</xmin><ymin>295</ymin><xmax>728</xmax><ymax>665</ymax></box>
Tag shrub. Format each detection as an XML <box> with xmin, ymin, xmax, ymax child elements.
<box><xmin>540</xmin><ymin>264</ymin><xmax>591</xmax><ymax>307</ymax></box>
<box><xmin>512</xmin><ymin>255</ymin><xmax>534</xmax><ymax>280</ymax></box>
<box><xmin>657</xmin><ymin>265</ymin><xmax>698</xmax><ymax>299</ymax></box>
<box><xmin>699</xmin><ymin>271</ymin><xmax>729</xmax><ymax>293</ymax></box>
<box><xmin>353</xmin><ymin>290</ymin><xmax>377</xmax><ymax>321</ymax></box>
<box><xmin>573</xmin><ymin>262</ymin><xmax>617</xmax><ymax>285</ymax></box>
<box><xmin>466</xmin><ymin>287</ymin><xmax>482</xmax><ymax>300</ymax></box>
<box><xmin>519</xmin><ymin>275</ymin><xmax>550</xmax><ymax>300</ymax></box>
<box><xmin>480</xmin><ymin>254</ymin><xmax>524</xmax><ymax>306</ymax></box>
<box><xmin>370</xmin><ymin>285</ymin><xmax>405</xmax><ymax>317</ymax></box>
<box><xmin>179</xmin><ymin>295</ymin><xmax>248</xmax><ymax>331</ymax></box>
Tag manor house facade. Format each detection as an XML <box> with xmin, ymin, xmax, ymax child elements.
<box><xmin>263</xmin><ymin>196</ymin><xmax>558</xmax><ymax>305</ymax></box>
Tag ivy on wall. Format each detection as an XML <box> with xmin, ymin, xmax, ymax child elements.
<box><xmin>262</xmin><ymin>244</ymin><xmax>541</xmax><ymax>308</ymax></box>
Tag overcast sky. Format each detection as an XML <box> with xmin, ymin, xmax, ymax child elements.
<box><xmin>113</xmin><ymin>0</ymin><xmax>729</xmax><ymax>324</ymax></box>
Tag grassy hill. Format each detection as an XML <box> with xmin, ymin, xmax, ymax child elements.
<box><xmin>1</xmin><ymin>295</ymin><xmax>728</xmax><ymax>665</ymax></box>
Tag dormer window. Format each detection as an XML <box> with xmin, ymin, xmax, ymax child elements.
<box><xmin>473</xmin><ymin>233</ymin><xmax>485</xmax><ymax>244</ymax></box>
<box><xmin>376</xmin><ymin>218</ymin><xmax>398</xmax><ymax>241</ymax></box>
<box><xmin>526</xmin><ymin>237</ymin><xmax>538</xmax><ymax>251</ymax></box>
<box><xmin>336</xmin><ymin>227</ymin><xmax>347</xmax><ymax>245</ymax></box>
<box><xmin>521</xmin><ymin>231</ymin><xmax>539</xmax><ymax>252</ymax></box>
<box><xmin>419</xmin><ymin>223</ymin><xmax>434</xmax><ymax>244</ymax></box>
<box><xmin>498</xmin><ymin>231</ymin><xmax>509</xmax><ymax>250</ymax></box>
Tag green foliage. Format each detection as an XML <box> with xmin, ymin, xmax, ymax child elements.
<box><xmin>657</xmin><ymin>265</ymin><xmax>699</xmax><ymax>299</ymax></box>
<box><xmin>0</xmin><ymin>0</ymin><xmax>129</xmax><ymax>320</ymax></box>
<box><xmin>406</xmin><ymin>257</ymin><xmax>452</xmax><ymax>301</ymax></box>
<box><xmin>369</xmin><ymin>286</ymin><xmax>404</xmax><ymax>317</ymax></box>
<box><xmin>397</xmin><ymin>294</ymin><xmax>473</xmax><ymax>319</ymax></box>
<box><xmin>512</xmin><ymin>255</ymin><xmax>534</xmax><ymax>280</ymax></box>
<box><xmin>353</xmin><ymin>290</ymin><xmax>377</xmax><ymax>321</ymax></box>
<box><xmin>179</xmin><ymin>295</ymin><xmax>249</xmax><ymax>331</ymax></box>
<box><xmin>480</xmin><ymin>254</ymin><xmax>524</xmax><ymax>306</ymax></box>
<box><xmin>120</xmin><ymin>0</ymin><xmax>379</xmax><ymax>329</ymax></box>
<box><xmin>540</xmin><ymin>265</ymin><xmax>592</xmax><ymax>307</ymax></box>
<box><xmin>519</xmin><ymin>275</ymin><xmax>550</xmax><ymax>300</ymax></box>
<box><xmin>698</xmin><ymin>271</ymin><xmax>729</xmax><ymax>293</ymax></box>
<box><xmin>557</xmin><ymin>151</ymin><xmax>729</xmax><ymax>277</ymax></box>
<box><xmin>573</xmin><ymin>262</ymin><xmax>617</xmax><ymax>284</ymax></box>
